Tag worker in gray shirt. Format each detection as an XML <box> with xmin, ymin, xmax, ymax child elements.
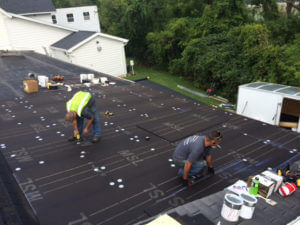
<box><xmin>173</xmin><ymin>130</ymin><xmax>222</xmax><ymax>186</ymax></box>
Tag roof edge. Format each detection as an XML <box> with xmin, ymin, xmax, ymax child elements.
<box><xmin>67</xmin><ymin>32</ymin><xmax>129</xmax><ymax>53</ymax></box>
<box><xmin>19</xmin><ymin>11</ymin><xmax>56</xmax><ymax>16</ymax></box>
<box><xmin>9</xmin><ymin>12</ymin><xmax>78</xmax><ymax>32</ymax></box>
<box><xmin>0</xmin><ymin>8</ymin><xmax>13</xmax><ymax>18</ymax></box>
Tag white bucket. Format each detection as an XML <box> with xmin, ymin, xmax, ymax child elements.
<box><xmin>100</xmin><ymin>77</ymin><xmax>108</xmax><ymax>84</ymax></box>
<box><xmin>37</xmin><ymin>75</ymin><xmax>49</xmax><ymax>88</ymax></box>
<box><xmin>221</xmin><ymin>194</ymin><xmax>243</xmax><ymax>222</ymax></box>
<box><xmin>239</xmin><ymin>193</ymin><xmax>257</xmax><ymax>219</ymax></box>
<box><xmin>87</xmin><ymin>73</ymin><xmax>94</xmax><ymax>80</ymax></box>
<box><xmin>80</xmin><ymin>74</ymin><xmax>88</xmax><ymax>83</ymax></box>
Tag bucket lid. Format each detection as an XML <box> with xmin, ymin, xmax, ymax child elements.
<box><xmin>224</xmin><ymin>194</ymin><xmax>243</xmax><ymax>210</ymax></box>
<box><xmin>240</xmin><ymin>193</ymin><xmax>257</xmax><ymax>207</ymax></box>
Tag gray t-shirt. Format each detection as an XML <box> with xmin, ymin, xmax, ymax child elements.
<box><xmin>173</xmin><ymin>135</ymin><xmax>211</xmax><ymax>163</ymax></box>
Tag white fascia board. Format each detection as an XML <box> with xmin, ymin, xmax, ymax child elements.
<box><xmin>9</xmin><ymin>13</ymin><xmax>78</xmax><ymax>32</ymax></box>
<box><xmin>68</xmin><ymin>32</ymin><xmax>129</xmax><ymax>53</ymax></box>
<box><xmin>98</xmin><ymin>32</ymin><xmax>129</xmax><ymax>44</ymax></box>
<box><xmin>19</xmin><ymin>11</ymin><xmax>56</xmax><ymax>16</ymax></box>
<box><xmin>0</xmin><ymin>8</ymin><xmax>13</xmax><ymax>18</ymax></box>
<box><xmin>49</xmin><ymin>45</ymin><xmax>67</xmax><ymax>52</ymax></box>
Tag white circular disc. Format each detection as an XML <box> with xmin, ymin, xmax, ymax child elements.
<box><xmin>61</xmin><ymin>134</ymin><xmax>65</xmax><ymax>137</ymax></box>
<box><xmin>15</xmin><ymin>167</ymin><xmax>21</xmax><ymax>171</ymax></box>
<box><xmin>117</xmin><ymin>179</ymin><xmax>122</xmax><ymax>183</ymax></box>
<box><xmin>168</xmin><ymin>159</ymin><xmax>173</xmax><ymax>162</ymax></box>
<box><xmin>171</xmin><ymin>164</ymin><xmax>175</xmax><ymax>167</ymax></box>
<box><xmin>81</xmin><ymin>151</ymin><xmax>86</xmax><ymax>154</ymax></box>
<box><xmin>39</xmin><ymin>161</ymin><xmax>45</xmax><ymax>164</ymax></box>
<box><xmin>56</xmin><ymin>131</ymin><xmax>61</xmax><ymax>134</ymax></box>
<box><xmin>94</xmin><ymin>168</ymin><xmax>99</xmax><ymax>172</ymax></box>
<box><xmin>38</xmin><ymin>138</ymin><xmax>43</xmax><ymax>141</ymax></box>
<box><xmin>80</xmin><ymin>155</ymin><xmax>85</xmax><ymax>158</ymax></box>
<box><xmin>36</xmin><ymin>136</ymin><xmax>40</xmax><ymax>139</ymax></box>
<box><xmin>150</xmin><ymin>148</ymin><xmax>155</xmax><ymax>151</ymax></box>
<box><xmin>109</xmin><ymin>182</ymin><xmax>115</xmax><ymax>186</ymax></box>
<box><xmin>10</xmin><ymin>154</ymin><xmax>16</xmax><ymax>158</ymax></box>
<box><xmin>118</xmin><ymin>184</ymin><xmax>124</xmax><ymax>188</ymax></box>
<box><xmin>101</xmin><ymin>166</ymin><xmax>106</xmax><ymax>170</ymax></box>
<box><xmin>242</xmin><ymin>158</ymin><xmax>247</xmax><ymax>162</ymax></box>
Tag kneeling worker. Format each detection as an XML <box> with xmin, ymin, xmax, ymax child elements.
<box><xmin>173</xmin><ymin>130</ymin><xmax>222</xmax><ymax>186</ymax></box>
<box><xmin>65</xmin><ymin>91</ymin><xmax>102</xmax><ymax>143</ymax></box>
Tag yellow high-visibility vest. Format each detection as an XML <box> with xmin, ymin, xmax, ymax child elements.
<box><xmin>66</xmin><ymin>91</ymin><xmax>91</xmax><ymax>117</ymax></box>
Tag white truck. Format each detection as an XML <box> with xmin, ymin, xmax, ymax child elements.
<box><xmin>236</xmin><ymin>82</ymin><xmax>300</xmax><ymax>133</ymax></box>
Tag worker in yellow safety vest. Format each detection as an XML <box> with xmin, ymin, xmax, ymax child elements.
<box><xmin>65</xmin><ymin>91</ymin><xmax>102</xmax><ymax>143</ymax></box>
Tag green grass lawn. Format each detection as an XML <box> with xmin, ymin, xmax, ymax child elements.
<box><xmin>125</xmin><ymin>65</ymin><xmax>226</xmax><ymax>106</ymax></box>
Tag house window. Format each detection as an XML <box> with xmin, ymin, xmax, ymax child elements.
<box><xmin>67</xmin><ymin>13</ymin><xmax>74</xmax><ymax>22</ymax></box>
<box><xmin>83</xmin><ymin>12</ymin><xmax>90</xmax><ymax>20</ymax></box>
<box><xmin>52</xmin><ymin>15</ymin><xmax>57</xmax><ymax>24</ymax></box>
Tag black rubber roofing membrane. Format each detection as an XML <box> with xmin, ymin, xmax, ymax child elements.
<box><xmin>0</xmin><ymin>52</ymin><xmax>299</xmax><ymax>225</ymax></box>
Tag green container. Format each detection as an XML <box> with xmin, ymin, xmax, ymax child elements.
<box><xmin>249</xmin><ymin>177</ymin><xmax>260</xmax><ymax>196</ymax></box>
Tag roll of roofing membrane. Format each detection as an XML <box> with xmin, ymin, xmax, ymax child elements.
<box><xmin>221</xmin><ymin>194</ymin><xmax>243</xmax><ymax>222</ymax></box>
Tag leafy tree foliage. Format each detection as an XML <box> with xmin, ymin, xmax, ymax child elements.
<box><xmin>53</xmin><ymin>0</ymin><xmax>300</xmax><ymax>101</ymax></box>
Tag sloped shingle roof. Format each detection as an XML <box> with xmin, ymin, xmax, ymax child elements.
<box><xmin>0</xmin><ymin>0</ymin><xmax>56</xmax><ymax>14</ymax></box>
<box><xmin>51</xmin><ymin>31</ymin><xmax>96</xmax><ymax>50</ymax></box>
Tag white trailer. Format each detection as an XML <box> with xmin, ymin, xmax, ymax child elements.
<box><xmin>237</xmin><ymin>82</ymin><xmax>300</xmax><ymax>132</ymax></box>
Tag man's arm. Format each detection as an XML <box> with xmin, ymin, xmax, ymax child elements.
<box><xmin>183</xmin><ymin>161</ymin><xmax>192</xmax><ymax>180</ymax></box>
<box><xmin>205</xmin><ymin>154</ymin><xmax>215</xmax><ymax>174</ymax></box>
<box><xmin>205</xmin><ymin>154</ymin><xmax>213</xmax><ymax>168</ymax></box>
<box><xmin>72</xmin><ymin>114</ymin><xmax>79</xmax><ymax>136</ymax></box>
<box><xmin>83</xmin><ymin>117</ymin><xmax>94</xmax><ymax>134</ymax></box>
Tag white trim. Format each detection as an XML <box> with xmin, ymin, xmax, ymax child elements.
<box><xmin>50</xmin><ymin>45</ymin><xmax>68</xmax><ymax>52</ymax></box>
<box><xmin>19</xmin><ymin>11</ymin><xmax>55</xmax><ymax>16</ymax></box>
<box><xmin>67</xmin><ymin>32</ymin><xmax>129</xmax><ymax>53</ymax></box>
<box><xmin>77</xmin><ymin>93</ymin><xmax>91</xmax><ymax>116</ymax></box>
<box><xmin>1</xmin><ymin>10</ymin><xmax>78</xmax><ymax>32</ymax></box>
<box><xmin>0</xmin><ymin>8</ymin><xmax>13</xmax><ymax>18</ymax></box>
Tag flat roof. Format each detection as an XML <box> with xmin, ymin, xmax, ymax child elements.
<box><xmin>0</xmin><ymin>53</ymin><xmax>299</xmax><ymax>225</ymax></box>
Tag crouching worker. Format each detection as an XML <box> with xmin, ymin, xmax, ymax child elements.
<box><xmin>172</xmin><ymin>130</ymin><xmax>222</xmax><ymax>186</ymax></box>
<box><xmin>65</xmin><ymin>91</ymin><xmax>102</xmax><ymax>143</ymax></box>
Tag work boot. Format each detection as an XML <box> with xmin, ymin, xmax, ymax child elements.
<box><xmin>92</xmin><ymin>136</ymin><xmax>101</xmax><ymax>143</ymax></box>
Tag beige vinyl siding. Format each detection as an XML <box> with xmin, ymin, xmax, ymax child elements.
<box><xmin>72</xmin><ymin>36</ymin><xmax>127</xmax><ymax>76</ymax></box>
<box><xmin>5</xmin><ymin>17</ymin><xmax>72</xmax><ymax>54</ymax></box>
<box><xmin>50</xmin><ymin>48</ymin><xmax>71</xmax><ymax>63</ymax></box>
<box><xmin>0</xmin><ymin>12</ymin><xmax>11</xmax><ymax>50</ymax></box>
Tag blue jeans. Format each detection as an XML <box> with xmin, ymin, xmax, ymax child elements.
<box><xmin>77</xmin><ymin>105</ymin><xmax>102</xmax><ymax>137</ymax></box>
<box><xmin>175</xmin><ymin>159</ymin><xmax>207</xmax><ymax>177</ymax></box>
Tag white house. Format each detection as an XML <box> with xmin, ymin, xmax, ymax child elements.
<box><xmin>50</xmin><ymin>31</ymin><xmax>128</xmax><ymax>76</ymax></box>
<box><xmin>237</xmin><ymin>82</ymin><xmax>300</xmax><ymax>132</ymax></box>
<box><xmin>53</xmin><ymin>6</ymin><xmax>100</xmax><ymax>32</ymax></box>
<box><xmin>0</xmin><ymin>0</ymin><xmax>128</xmax><ymax>77</ymax></box>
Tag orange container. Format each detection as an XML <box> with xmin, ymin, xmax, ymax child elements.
<box><xmin>23</xmin><ymin>80</ymin><xmax>38</xmax><ymax>93</ymax></box>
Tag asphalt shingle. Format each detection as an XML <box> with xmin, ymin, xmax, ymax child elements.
<box><xmin>0</xmin><ymin>0</ymin><xmax>56</xmax><ymax>14</ymax></box>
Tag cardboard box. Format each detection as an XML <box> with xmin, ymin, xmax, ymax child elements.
<box><xmin>247</xmin><ymin>174</ymin><xmax>275</xmax><ymax>198</ymax></box>
<box><xmin>225</xmin><ymin>180</ymin><xmax>248</xmax><ymax>195</ymax></box>
<box><xmin>261</xmin><ymin>170</ymin><xmax>283</xmax><ymax>192</ymax></box>
<box><xmin>23</xmin><ymin>80</ymin><xmax>38</xmax><ymax>93</ymax></box>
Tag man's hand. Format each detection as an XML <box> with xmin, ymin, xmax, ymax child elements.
<box><xmin>181</xmin><ymin>177</ymin><xmax>191</xmax><ymax>187</ymax></box>
<box><xmin>208</xmin><ymin>167</ymin><xmax>215</xmax><ymax>175</ymax></box>
<box><xmin>74</xmin><ymin>129</ymin><xmax>79</xmax><ymax>137</ymax></box>
<box><xmin>83</xmin><ymin>128</ymin><xmax>89</xmax><ymax>135</ymax></box>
